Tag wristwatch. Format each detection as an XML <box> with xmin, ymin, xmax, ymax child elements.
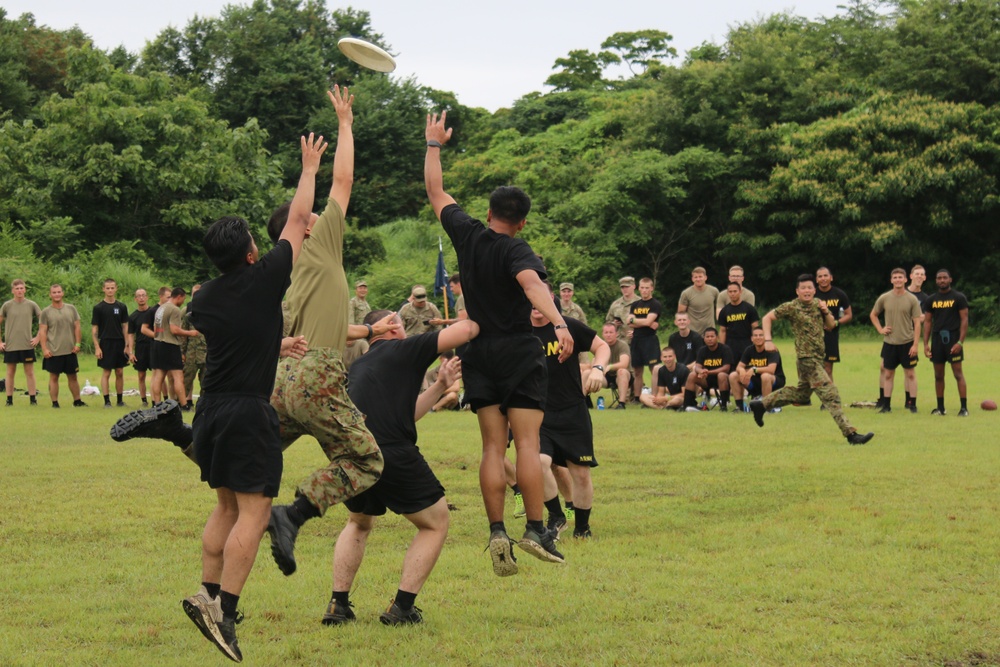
<box><xmin>593</xmin><ymin>365</ymin><xmax>604</xmax><ymax>372</ymax></box>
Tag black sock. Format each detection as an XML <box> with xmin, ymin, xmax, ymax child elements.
<box><xmin>332</xmin><ymin>590</ymin><xmax>350</xmax><ymax>606</ymax></box>
<box><xmin>937</xmin><ymin>397</ymin><xmax>946</xmax><ymax>411</ymax></box>
<box><xmin>510</xmin><ymin>484</ymin><xmax>520</xmax><ymax>495</ymax></box>
<box><xmin>290</xmin><ymin>495</ymin><xmax>321</xmax><ymax>525</ymax></box>
<box><xmin>219</xmin><ymin>590</ymin><xmax>240</xmax><ymax>619</ymax></box>
<box><xmin>879</xmin><ymin>388</ymin><xmax>885</xmax><ymax>400</ymax></box>
<box><xmin>5</xmin><ymin>396</ymin><xmax>11</xmax><ymax>405</ymax></box>
<box><xmin>684</xmin><ymin>389</ymin><xmax>696</xmax><ymax>408</ymax></box>
<box><xmin>961</xmin><ymin>397</ymin><xmax>968</xmax><ymax>410</ymax></box>
<box><xmin>735</xmin><ymin>399</ymin><xmax>745</xmax><ymax>410</ymax></box>
<box><xmin>29</xmin><ymin>394</ymin><xmax>37</xmax><ymax>404</ymax></box>
<box><xmin>141</xmin><ymin>397</ymin><xmax>148</xmax><ymax>405</ymax></box>
<box><xmin>905</xmin><ymin>391</ymin><xmax>912</xmax><ymax>405</ymax></box>
<box><xmin>394</xmin><ymin>590</ymin><xmax>417</xmax><ymax>611</ymax></box>
<box><xmin>544</xmin><ymin>497</ymin><xmax>564</xmax><ymax>520</ymax></box>
<box><xmin>489</xmin><ymin>521</ymin><xmax>506</xmax><ymax>534</ymax></box>
<box><xmin>203</xmin><ymin>582</ymin><xmax>221</xmax><ymax>599</ymax></box>
<box><xmin>565</xmin><ymin>500</ymin><xmax>574</xmax><ymax>511</ymax></box>
<box><xmin>116</xmin><ymin>393</ymin><xmax>123</xmax><ymax>403</ymax></box>
<box><xmin>883</xmin><ymin>397</ymin><xmax>891</xmax><ymax>409</ymax></box>
<box><xmin>720</xmin><ymin>390</ymin><xmax>730</xmax><ymax>407</ymax></box>
<box><xmin>527</xmin><ymin>519</ymin><xmax>545</xmax><ymax>534</ymax></box>
<box><xmin>575</xmin><ymin>507</ymin><xmax>592</xmax><ymax>532</ymax></box>
<box><xmin>104</xmin><ymin>394</ymin><xmax>111</xmax><ymax>405</ymax></box>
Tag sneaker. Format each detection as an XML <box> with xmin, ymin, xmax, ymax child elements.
<box><xmin>214</xmin><ymin>613</ymin><xmax>244</xmax><ymax>662</ymax></box>
<box><xmin>182</xmin><ymin>586</ymin><xmax>221</xmax><ymax>647</ymax></box>
<box><xmin>877</xmin><ymin>405</ymin><xmax>891</xmax><ymax>414</ymax></box>
<box><xmin>573</xmin><ymin>529</ymin><xmax>592</xmax><ymax>539</ymax></box>
<box><xmin>52</xmin><ymin>402</ymin><xmax>60</xmax><ymax>408</ymax></box>
<box><xmin>267</xmin><ymin>505</ymin><xmax>300</xmax><ymax>576</ymax></box>
<box><xmin>907</xmin><ymin>404</ymin><xmax>918</xmax><ymax>414</ymax></box>
<box><xmin>546</xmin><ymin>516</ymin><xmax>568</xmax><ymax>537</ymax></box>
<box><xmin>517</xmin><ymin>525</ymin><xmax>565</xmax><ymax>564</ymax></box>
<box><xmin>846</xmin><ymin>431</ymin><xmax>875</xmax><ymax>445</ymax></box>
<box><xmin>321</xmin><ymin>599</ymin><xmax>356</xmax><ymax>626</ymax></box>
<box><xmin>512</xmin><ymin>492</ymin><xmax>525</xmax><ymax>518</ymax></box>
<box><xmin>684</xmin><ymin>406</ymin><xmax>701</xmax><ymax>413</ymax></box>
<box><xmin>487</xmin><ymin>529</ymin><xmax>518</xmax><ymax>577</ymax></box>
<box><xmin>564</xmin><ymin>506</ymin><xmax>575</xmax><ymax>524</ymax></box>
<box><xmin>768</xmin><ymin>407</ymin><xmax>782</xmax><ymax>414</ymax></box>
<box><xmin>110</xmin><ymin>399</ymin><xmax>186</xmax><ymax>444</ymax></box>
<box><xmin>614</xmin><ymin>403</ymin><xmax>626</xmax><ymax>410</ymax></box>
<box><xmin>103</xmin><ymin>403</ymin><xmax>113</xmax><ymax>409</ymax></box>
<box><xmin>73</xmin><ymin>400</ymin><xmax>87</xmax><ymax>407</ymax></box>
<box><xmin>958</xmin><ymin>408</ymin><xmax>969</xmax><ymax>417</ymax></box>
<box><xmin>750</xmin><ymin>400</ymin><xmax>766</xmax><ymax>427</ymax></box>
<box><xmin>379</xmin><ymin>601</ymin><xmax>423</xmax><ymax>626</ymax></box>
<box><xmin>718</xmin><ymin>403</ymin><xmax>728</xmax><ymax>412</ymax></box>
<box><xmin>931</xmin><ymin>408</ymin><xmax>947</xmax><ymax>416</ymax></box>
<box><xmin>117</xmin><ymin>401</ymin><xmax>127</xmax><ymax>408</ymax></box>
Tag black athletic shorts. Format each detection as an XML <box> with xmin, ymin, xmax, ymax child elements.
<box><xmin>344</xmin><ymin>445</ymin><xmax>445</xmax><ymax>516</ymax></box>
<box><xmin>746</xmin><ymin>374</ymin><xmax>786</xmax><ymax>397</ymax></box>
<box><xmin>605</xmin><ymin>369</ymin><xmax>633</xmax><ymax>388</ymax></box>
<box><xmin>193</xmin><ymin>394</ymin><xmax>282</xmax><ymax>497</ymax></box>
<box><xmin>97</xmin><ymin>338</ymin><xmax>128</xmax><ymax>369</ymax></box>
<box><xmin>881</xmin><ymin>341</ymin><xmax>918</xmax><ymax>370</ymax></box>
<box><xmin>461</xmin><ymin>335</ymin><xmax>546</xmax><ymax>413</ymax></box>
<box><xmin>930</xmin><ymin>330</ymin><xmax>964</xmax><ymax>364</ymax></box>
<box><xmin>823</xmin><ymin>329</ymin><xmax>841</xmax><ymax>363</ymax></box>
<box><xmin>133</xmin><ymin>343</ymin><xmax>152</xmax><ymax>372</ymax></box>
<box><xmin>3</xmin><ymin>349</ymin><xmax>35</xmax><ymax>364</ymax></box>
<box><xmin>151</xmin><ymin>341</ymin><xmax>183</xmax><ymax>371</ymax></box>
<box><xmin>630</xmin><ymin>336</ymin><xmax>660</xmax><ymax>369</ymax></box>
<box><xmin>42</xmin><ymin>353</ymin><xmax>79</xmax><ymax>375</ymax></box>
<box><xmin>539</xmin><ymin>402</ymin><xmax>598</xmax><ymax>468</ymax></box>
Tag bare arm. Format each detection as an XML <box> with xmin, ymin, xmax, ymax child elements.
<box><xmin>583</xmin><ymin>338</ymin><xmax>611</xmax><ymax>394</ymax></box>
<box><xmin>328</xmin><ymin>86</ymin><xmax>354</xmax><ymax>215</ymax></box>
<box><xmin>424</xmin><ymin>111</ymin><xmax>457</xmax><ymax>219</ymax></box>
<box><xmin>437</xmin><ymin>319</ymin><xmax>480</xmax><ymax>352</ymax></box>
<box><xmin>762</xmin><ymin>310</ymin><xmax>777</xmax><ymax>352</ymax></box>
<box><xmin>869</xmin><ymin>307</ymin><xmax>887</xmax><ymax>335</ymax></box>
<box><xmin>840</xmin><ymin>305</ymin><xmax>853</xmax><ymax>325</ymax></box>
<box><xmin>956</xmin><ymin>308</ymin><xmax>969</xmax><ymax>354</ymax></box>
<box><xmin>282</xmin><ymin>132</ymin><xmax>328</xmax><ymax>263</ymax></box>
<box><xmin>922</xmin><ymin>311</ymin><xmax>933</xmax><ymax>354</ymax></box>
<box><xmin>38</xmin><ymin>323</ymin><xmax>50</xmax><ymax>357</ymax></box>
<box><xmin>517</xmin><ymin>270</ymin><xmax>573</xmax><ymax>361</ymax></box>
<box><xmin>346</xmin><ymin>311</ymin><xmax>400</xmax><ymax>342</ymax></box>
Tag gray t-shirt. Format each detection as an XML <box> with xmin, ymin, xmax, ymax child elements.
<box><xmin>1</xmin><ymin>299</ymin><xmax>41</xmax><ymax>351</ymax></box>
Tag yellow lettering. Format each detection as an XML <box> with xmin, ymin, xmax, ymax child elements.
<box><xmin>634</xmin><ymin>307</ymin><xmax>651</xmax><ymax>316</ymax></box>
<box><xmin>704</xmin><ymin>358</ymin><xmax>722</xmax><ymax>367</ymax></box>
<box><xmin>546</xmin><ymin>341</ymin><xmax>560</xmax><ymax>357</ymax></box>
<box><xmin>726</xmin><ymin>313</ymin><xmax>747</xmax><ymax>323</ymax></box>
<box><xmin>824</xmin><ymin>299</ymin><xmax>840</xmax><ymax>307</ymax></box>
<box><xmin>932</xmin><ymin>300</ymin><xmax>955</xmax><ymax>309</ymax></box>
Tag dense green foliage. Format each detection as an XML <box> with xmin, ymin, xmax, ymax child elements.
<box><xmin>1</xmin><ymin>0</ymin><xmax>999</xmax><ymax>327</ymax></box>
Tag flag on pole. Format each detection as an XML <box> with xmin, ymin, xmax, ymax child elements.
<box><xmin>433</xmin><ymin>237</ymin><xmax>454</xmax><ymax>314</ymax></box>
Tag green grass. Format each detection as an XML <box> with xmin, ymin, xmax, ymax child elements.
<box><xmin>2</xmin><ymin>341</ymin><xmax>999</xmax><ymax>666</ymax></box>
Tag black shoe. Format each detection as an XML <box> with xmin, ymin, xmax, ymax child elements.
<box><xmin>117</xmin><ymin>401</ymin><xmax>127</xmax><ymax>408</ymax></box>
<box><xmin>380</xmin><ymin>601</ymin><xmax>423</xmax><ymax>626</ymax></box>
<box><xmin>141</xmin><ymin>398</ymin><xmax>148</xmax><ymax>406</ymax></box>
<box><xmin>718</xmin><ymin>403</ymin><xmax>728</xmax><ymax>412</ymax></box>
<box><xmin>750</xmin><ymin>400</ymin><xmax>766</xmax><ymax>427</ymax></box>
<box><xmin>321</xmin><ymin>599</ymin><xmax>356</xmax><ymax>626</ymax></box>
<box><xmin>52</xmin><ymin>402</ymin><xmax>60</xmax><ymax>408</ymax></box>
<box><xmin>267</xmin><ymin>505</ymin><xmax>300</xmax><ymax>576</ymax></box>
<box><xmin>73</xmin><ymin>400</ymin><xmax>87</xmax><ymax>407</ymax></box>
<box><xmin>615</xmin><ymin>403</ymin><xmax>626</xmax><ymax>410</ymax></box>
<box><xmin>110</xmin><ymin>399</ymin><xmax>188</xmax><ymax>445</ymax></box>
<box><xmin>931</xmin><ymin>408</ymin><xmax>946</xmax><ymax>416</ymax></box>
<box><xmin>546</xmin><ymin>516</ymin><xmax>568</xmax><ymax>538</ymax></box>
<box><xmin>847</xmin><ymin>431</ymin><xmax>875</xmax><ymax>445</ymax></box>
<box><xmin>487</xmin><ymin>529</ymin><xmax>518</xmax><ymax>577</ymax></box>
<box><xmin>518</xmin><ymin>525</ymin><xmax>565</xmax><ymax>564</ymax></box>
<box><xmin>958</xmin><ymin>408</ymin><xmax>969</xmax><ymax>417</ymax></box>
<box><xmin>573</xmin><ymin>528</ymin><xmax>592</xmax><ymax>539</ymax></box>
<box><xmin>214</xmin><ymin>614</ymin><xmax>243</xmax><ymax>662</ymax></box>
<box><xmin>907</xmin><ymin>404</ymin><xmax>917</xmax><ymax>414</ymax></box>
<box><xmin>29</xmin><ymin>397</ymin><xmax>37</xmax><ymax>405</ymax></box>
<box><xmin>877</xmin><ymin>405</ymin><xmax>891</xmax><ymax>414</ymax></box>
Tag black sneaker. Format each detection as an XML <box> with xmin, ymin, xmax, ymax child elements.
<box><xmin>877</xmin><ymin>405</ymin><xmax>891</xmax><ymax>414</ymax></box>
<box><xmin>958</xmin><ymin>408</ymin><xmax>969</xmax><ymax>417</ymax></box>
<box><xmin>103</xmin><ymin>403</ymin><xmax>113</xmax><ymax>409</ymax></box>
<box><xmin>517</xmin><ymin>525</ymin><xmax>565</xmax><ymax>564</ymax></box>
<box><xmin>214</xmin><ymin>613</ymin><xmax>243</xmax><ymax>662</ymax></box>
<box><xmin>321</xmin><ymin>599</ymin><xmax>356</xmax><ymax>626</ymax></box>
<box><xmin>573</xmin><ymin>529</ymin><xmax>592</xmax><ymax>539</ymax></box>
<box><xmin>110</xmin><ymin>399</ymin><xmax>187</xmax><ymax>444</ymax></box>
<box><xmin>750</xmin><ymin>400</ymin><xmax>766</xmax><ymax>427</ymax></box>
<box><xmin>718</xmin><ymin>403</ymin><xmax>728</xmax><ymax>412</ymax></box>
<box><xmin>267</xmin><ymin>505</ymin><xmax>300</xmax><ymax>576</ymax></box>
<box><xmin>52</xmin><ymin>402</ymin><xmax>60</xmax><ymax>408</ymax></box>
<box><xmin>117</xmin><ymin>401</ymin><xmax>127</xmax><ymax>408</ymax></box>
<box><xmin>546</xmin><ymin>516</ymin><xmax>568</xmax><ymax>538</ymax></box>
<box><xmin>846</xmin><ymin>431</ymin><xmax>875</xmax><ymax>445</ymax></box>
<box><xmin>614</xmin><ymin>403</ymin><xmax>626</xmax><ymax>410</ymax></box>
<box><xmin>907</xmin><ymin>404</ymin><xmax>918</xmax><ymax>414</ymax></box>
<box><xmin>487</xmin><ymin>529</ymin><xmax>518</xmax><ymax>577</ymax></box>
<box><xmin>73</xmin><ymin>400</ymin><xmax>87</xmax><ymax>407</ymax></box>
<box><xmin>379</xmin><ymin>601</ymin><xmax>423</xmax><ymax>626</ymax></box>
<box><xmin>141</xmin><ymin>398</ymin><xmax>148</xmax><ymax>406</ymax></box>
<box><xmin>931</xmin><ymin>408</ymin><xmax>946</xmax><ymax>416</ymax></box>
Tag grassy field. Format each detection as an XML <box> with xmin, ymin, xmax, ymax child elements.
<box><xmin>2</xmin><ymin>340</ymin><xmax>999</xmax><ymax>666</ymax></box>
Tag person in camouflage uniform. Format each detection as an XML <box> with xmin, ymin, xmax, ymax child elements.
<box><xmin>750</xmin><ymin>274</ymin><xmax>874</xmax><ymax>445</ymax></box>
<box><xmin>605</xmin><ymin>276</ymin><xmax>639</xmax><ymax>336</ymax></box>
<box><xmin>180</xmin><ymin>284</ymin><xmax>207</xmax><ymax>409</ymax></box>
<box><xmin>558</xmin><ymin>283</ymin><xmax>587</xmax><ymax>324</ymax></box>
<box><xmin>344</xmin><ymin>280</ymin><xmax>371</xmax><ymax>369</ymax></box>
<box><xmin>399</xmin><ymin>285</ymin><xmax>443</xmax><ymax>336</ymax></box>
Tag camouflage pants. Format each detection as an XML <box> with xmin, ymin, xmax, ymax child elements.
<box><xmin>182</xmin><ymin>355</ymin><xmax>205</xmax><ymax>400</ymax></box>
<box><xmin>762</xmin><ymin>356</ymin><xmax>855</xmax><ymax>437</ymax></box>
<box><xmin>270</xmin><ymin>347</ymin><xmax>383</xmax><ymax>515</ymax></box>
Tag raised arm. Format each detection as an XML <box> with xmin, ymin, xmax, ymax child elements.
<box><xmin>424</xmin><ymin>111</ymin><xmax>457</xmax><ymax>219</ymax></box>
<box><xmin>328</xmin><ymin>86</ymin><xmax>355</xmax><ymax>214</ymax></box>
<box><xmin>282</xmin><ymin>132</ymin><xmax>328</xmax><ymax>262</ymax></box>
<box><xmin>437</xmin><ymin>319</ymin><xmax>480</xmax><ymax>352</ymax></box>
<box><xmin>762</xmin><ymin>310</ymin><xmax>777</xmax><ymax>352</ymax></box>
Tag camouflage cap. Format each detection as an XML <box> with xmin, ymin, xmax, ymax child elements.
<box><xmin>355</xmin><ymin>280</ymin><xmax>367</xmax><ymax>287</ymax></box>
<box><xmin>619</xmin><ymin>276</ymin><xmax>636</xmax><ymax>286</ymax></box>
<box><xmin>559</xmin><ymin>282</ymin><xmax>574</xmax><ymax>291</ymax></box>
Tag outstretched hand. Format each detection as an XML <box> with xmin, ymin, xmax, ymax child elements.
<box><xmin>426</xmin><ymin>111</ymin><xmax>453</xmax><ymax>145</ymax></box>
<box><xmin>300</xmin><ymin>132</ymin><xmax>328</xmax><ymax>174</ymax></box>
<box><xmin>328</xmin><ymin>85</ymin><xmax>354</xmax><ymax>125</ymax></box>
<box><xmin>437</xmin><ymin>356</ymin><xmax>463</xmax><ymax>387</ymax></box>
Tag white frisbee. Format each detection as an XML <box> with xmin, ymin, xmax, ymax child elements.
<box><xmin>337</xmin><ymin>37</ymin><xmax>396</xmax><ymax>73</ymax></box>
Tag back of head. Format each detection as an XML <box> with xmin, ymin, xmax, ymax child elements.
<box><xmin>170</xmin><ymin>287</ymin><xmax>187</xmax><ymax>299</ymax></box>
<box><xmin>489</xmin><ymin>186</ymin><xmax>531</xmax><ymax>224</ymax></box>
<box><xmin>365</xmin><ymin>309</ymin><xmax>393</xmax><ymax>326</ymax></box>
<box><xmin>204</xmin><ymin>216</ymin><xmax>252</xmax><ymax>274</ymax></box>
<box><xmin>267</xmin><ymin>202</ymin><xmax>292</xmax><ymax>244</ymax></box>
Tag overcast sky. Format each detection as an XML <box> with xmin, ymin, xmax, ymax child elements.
<box><xmin>5</xmin><ymin>0</ymin><xmax>848</xmax><ymax>111</ymax></box>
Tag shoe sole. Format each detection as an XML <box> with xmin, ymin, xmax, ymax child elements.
<box><xmin>182</xmin><ymin>598</ymin><xmax>240</xmax><ymax>662</ymax></box>
<box><xmin>110</xmin><ymin>399</ymin><xmax>179</xmax><ymax>442</ymax></box>
<box><xmin>267</xmin><ymin>519</ymin><xmax>297</xmax><ymax>576</ymax></box>
<box><xmin>321</xmin><ymin>613</ymin><xmax>356</xmax><ymax>626</ymax></box>
<box><xmin>488</xmin><ymin>535</ymin><xmax>518</xmax><ymax>577</ymax></box>
<box><xmin>516</xmin><ymin>537</ymin><xmax>565</xmax><ymax>564</ymax></box>
<box><xmin>379</xmin><ymin>613</ymin><xmax>423</xmax><ymax>626</ymax></box>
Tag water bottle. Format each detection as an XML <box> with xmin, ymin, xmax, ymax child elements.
<box><xmin>596</xmin><ymin>397</ymin><xmax>605</xmax><ymax>410</ymax></box>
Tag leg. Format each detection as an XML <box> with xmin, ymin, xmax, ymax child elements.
<box><xmin>114</xmin><ymin>367</ymin><xmax>124</xmax><ymax>396</ymax></box>
<box><xmin>136</xmin><ymin>369</ymin><xmax>147</xmax><ymax>402</ymax></box>
<box><xmin>882</xmin><ymin>367</ymin><xmax>896</xmax><ymax>403</ymax></box>
<box><xmin>170</xmin><ymin>369</ymin><xmax>187</xmax><ymax>408</ymax></box>
<box><xmin>632</xmin><ymin>365</ymin><xmax>644</xmax><ymax>399</ymax></box>
<box><xmin>824</xmin><ymin>361</ymin><xmax>834</xmax><ymax>383</ymax></box>
<box><xmin>553</xmin><ymin>464</ymin><xmax>573</xmax><ymax>505</ymax></box>
<box><xmin>151</xmin><ymin>369</ymin><xmax>164</xmax><ymax>403</ymax></box>
<box><xmin>934</xmin><ymin>362</ymin><xmax>946</xmax><ymax>398</ymax></box>
<box><xmin>219</xmin><ymin>491</ymin><xmax>272</xmax><ymax>596</ymax></box>
<box><xmin>398</xmin><ymin>498</ymin><xmax>450</xmax><ymax>595</ymax></box>
<box><xmin>478</xmin><ymin>406</ymin><xmax>521</xmax><ymax>522</ymax></box>
<box><xmin>730</xmin><ymin>372</ymin><xmax>744</xmax><ymax>401</ymax></box>
<box><xmin>506</xmin><ymin>407</ymin><xmax>545</xmax><ymax>523</ymax></box>
<box><xmin>332</xmin><ymin>512</ymin><xmax>375</xmax><ymax>593</ymax></box>
<box><xmin>48</xmin><ymin>372</ymin><xmax>60</xmax><ymax>403</ymax></box>
<box><xmin>804</xmin><ymin>359</ymin><xmax>857</xmax><ymax>438</ymax></box>
<box><xmin>201</xmin><ymin>490</ymin><xmax>239</xmax><ymax>587</ymax></box>
<box><xmin>539</xmin><ymin>453</ymin><xmax>558</xmax><ymax>501</ymax></box>
<box><xmin>4</xmin><ymin>363</ymin><xmax>15</xmax><ymax>400</ymax></box>
<box><xmin>760</xmin><ymin>373</ymin><xmax>775</xmax><ymax>397</ymax></box>
<box><xmin>952</xmin><ymin>361</ymin><xmax>967</xmax><ymax>398</ymax></box>
<box><xmin>23</xmin><ymin>362</ymin><xmax>36</xmax><ymax>397</ymax></box>
<box><xmin>616</xmin><ymin>368</ymin><xmax>631</xmax><ymax>404</ymax></box>
<box><xmin>565</xmin><ymin>461</ymin><xmax>593</xmax><ymax>513</ymax></box>
<box><xmin>67</xmin><ymin>373</ymin><xmax>82</xmax><ymax>401</ymax></box>
<box><xmin>101</xmin><ymin>368</ymin><xmax>112</xmax><ymax>399</ymax></box>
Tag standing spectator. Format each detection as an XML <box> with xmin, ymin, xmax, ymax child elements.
<box><xmin>399</xmin><ymin>285</ymin><xmax>443</xmax><ymax>336</ymax></box>
<box><xmin>870</xmin><ymin>268</ymin><xmax>923</xmax><ymax>413</ymax></box>
<box><xmin>815</xmin><ymin>267</ymin><xmax>852</xmax><ymax>384</ymax></box>
<box><xmin>1</xmin><ymin>279</ymin><xmax>41</xmax><ymax>405</ymax></box>
<box><xmin>558</xmin><ymin>283</ymin><xmax>587</xmax><ymax>324</ymax></box>
<box><xmin>715</xmin><ymin>265</ymin><xmax>756</xmax><ymax>316</ymax></box>
<box><xmin>626</xmin><ymin>277</ymin><xmax>662</xmax><ymax>400</ymax></box>
<box><xmin>344</xmin><ymin>280</ymin><xmax>373</xmax><ymax>369</ymax></box>
<box><xmin>677</xmin><ymin>266</ymin><xmax>719</xmax><ymax>335</ymax></box>
<box><xmin>717</xmin><ymin>282</ymin><xmax>760</xmax><ymax>364</ymax></box>
<box><xmin>907</xmin><ymin>264</ymin><xmax>929</xmax><ymax>308</ymax></box>
<box><xmin>152</xmin><ymin>288</ymin><xmax>199</xmax><ymax>409</ymax></box>
<box><xmin>128</xmin><ymin>288</ymin><xmax>155</xmax><ymax>406</ymax></box>
<box><xmin>181</xmin><ymin>284</ymin><xmax>207</xmax><ymax>408</ymax></box>
<box><xmin>923</xmin><ymin>269</ymin><xmax>970</xmax><ymax>416</ymax></box>
<box><xmin>605</xmin><ymin>276</ymin><xmax>640</xmax><ymax>335</ymax></box>
<box><xmin>91</xmin><ymin>278</ymin><xmax>130</xmax><ymax>408</ymax></box>
<box><xmin>38</xmin><ymin>284</ymin><xmax>85</xmax><ymax>408</ymax></box>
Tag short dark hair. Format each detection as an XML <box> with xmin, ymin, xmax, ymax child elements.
<box><xmin>891</xmin><ymin>267</ymin><xmax>906</xmax><ymax>277</ymax></box>
<box><xmin>489</xmin><ymin>186</ymin><xmax>531</xmax><ymax>224</ymax></box>
<box><xmin>728</xmin><ymin>282</ymin><xmax>741</xmax><ymax>290</ymax></box>
<box><xmin>103</xmin><ymin>278</ymin><xmax>116</xmax><ymax>286</ymax></box>
<box><xmin>365</xmin><ymin>309</ymin><xmax>393</xmax><ymax>326</ymax></box>
<box><xmin>170</xmin><ymin>287</ymin><xmax>186</xmax><ymax>298</ymax></box>
<box><xmin>449</xmin><ymin>273</ymin><xmax>460</xmax><ymax>284</ymax></box>
<box><xmin>204</xmin><ymin>216</ymin><xmax>253</xmax><ymax>273</ymax></box>
<box><xmin>936</xmin><ymin>268</ymin><xmax>951</xmax><ymax>278</ymax></box>
<box><xmin>797</xmin><ymin>273</ymin><xmax>815</xmax><ymax>288</ymax></box>
<box><xmin>267</xmin><ymin>202</ymin><xmax>292</xmax><ymax>243</ymax></box>
<box><xmin>704</xmin><ymin>327</ymin><xmax>718</xmax><ymax>335</ymax></box>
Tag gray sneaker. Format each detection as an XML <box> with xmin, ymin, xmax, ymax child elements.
<box><xmin>518</xmin><ymin>525</ymin><xmax>565</xmax><ymax>564</ymax></box>
<box><xmin>182</xmin><ymin>588</ymin><xmax>241</xmax><ymax>661</ymax></box>
<box><xmin>487</xmin><ymin>529</ymin><xmax>518</xmax><ymax>577</ymax></box>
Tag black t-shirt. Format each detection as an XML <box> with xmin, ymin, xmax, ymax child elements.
<box><xmin>817</xmin><ymin>286</ymin><xmax>850</xmax><ymax>319</ymax></box>
<box><xmin>908</xmin><ymin>289</ymin><xmax>929</xmax><ymax>308</ymax></box>
<box><xmin>91</xmin><ymin>300</ymin><xmax>128</xmax><ymax>340</ymax></box>
<box><xmin>189</xmin><ymin>240</ymin><xmax>293</xmax><ymax>397</ymax></box>
<box><xmin>668</xmin><ymin>330</ymin><xmax>704</xmax><ymax>366</ymax></box>
<box><xmin>629</xmin><ymin>298</ymin><xmax>663</xmax><ymax>340</ymax></box>
<box><xmin>718</xmin><ymin>301</ymin><xmax>759</xmax><ymax>342</ymax></box>
<box><xmin>128</xmin><ymin>308</ymin><xmax>156</xmax><ymax>348</ymax></box>
<box><xmin>348</xmin><ymin>332</ymin><xmax>440</xmax><ymax>449</ymax></box>
<box><xmin>533</xmin><ymin>317</ymin><xmax>595</xmax><ymax>411</ymax></box>
<box><xmin>696</xmin><ymin>343</ymin><xmax>734</xmax><ymax>372</ymax></box>
<box><xmin>740</xmin><ymin>346</ymin><xmax>785</xmax><ymax>384</ymax></box>
<box><xmin>923</xmin><ymin>289</ymin><xmax>969</xmax><ymax>332</ymax></box>
<box><xmin>440</xmin><ymin>204</ymin><xmax>546</xmax><ymax>337</ymax></box>
<box><xmin>656</xmin><ymin>363</ymin><xmax>689</xmax><ymax>395</ymax></box>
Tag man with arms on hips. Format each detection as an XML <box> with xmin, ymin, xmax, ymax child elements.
<box><xmin>814</xmin><ymin>267</ymin><xmax>852</xmax><ymax>384</ymax></box>
<box><xmin>128</xmin><ymin>288</ymin><xmax>155</xmax><ymax>406</ymax></box>
<box><xmin>626</xmin><ymin>277</ymin><xmax>662</xmax><ymax>400</ymax></box>
<box><xmin>598</xmin><ymin>322</ymin><xmax>631</xmax><ymax>408</ymax></box>
<box><xmin>640</xmin><ymin>346</ymin><xmax>688</xmax><ymax>410</ymax></box>
<box><xmin>606</xmin><ymin>276</ymin><xmax>640</xmax><ymax>335</ymax></box>
<box><xmin>715</xmin><ymin>265</ymin><xmax>756</xmax><ymax>317</ymax></box>
<box><xmin>730</xmin><ymin>327</ymin><xmax>785</xmax><ymax>413</ymax></box>
<box><xmin>682</xmin><ymin>327</ymin><xmax>733</xmax><ymax>411</ymax></box>
<box><xmin>0</xmin><ymin>279</ymin><xmax>41</xmax><ymax>406</ymax></box>
<box><xmin>399</xmin><ymin>285</ymin><xmax>443</xmax><ymax>336</ymax></box>
<box><xmin>38</xmin><ymin>284</ymin><xmax>85</xmax><ymax>408</ymax></box>
<box><xmin>152</xmin><ymin>288</ymin><xmax>199</xmax><ymax>409</ymax></box>
<box><xmin>923</xmin><ymin>269</ymin><xmax>970</xmax><ymax>416</ymax></box>
<box><xmin>870</xmin><ymin>268</ymin><xmax>923</xmax><ymax>414</ymax></box>
<box><xmin>324</xmin><ymin>310</ymin><xmax>479</xmax><ymax>627</ymax></box>
<box><xmin>677</xmin><ymin>266</ymin><xmax>719</xmax><ymax>335</ymax></box>
<box><xmin>667</xmin><ymin>311</ymin><xmax>704</xmax><ymax>370</ymax></box>
<box><xmin>426</xmin><ymin>109</ymin><xmax>573</xmax><ymax>574</ymax></box>
<box><xmin>717</xmin><ymin>281</ymin><xmax>760</xmax><ymax>365</ymax></box>
<box><xmin>91</xmin><ymin>278</ymin><xmax>131</xmax><ymax>408</ymax></box>
<box><xmin>180</xmin><ymin>132</ymin><xmax>320</xmax><ymax>663</ymax></box>
<box><xmin>343</xmin><ymin>279</ymin><xmax>372</xmax><ymax>368</ymax></box>
<box><xmin>750</xmin><ymin>274</ymin><xmax>874</xmax><ymax>444</ymax></box>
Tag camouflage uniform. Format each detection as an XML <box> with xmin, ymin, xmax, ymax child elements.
<box><xmin>760</xmin><ymin>298</ymin><xmax>857</xmax><ymax>437</ymax></box>
<box><xmin>606</xmin><ymin>295</ymin><xmax>639</xmax><ymax>336</ymax></box>
<box><xmin>180</xmin><ymin>307</ymin><xmax>206</xmax><ymax>400</ymax></box>
<box><xmin>349</xmin><ymin>296</ymin><xmax>371</xmax><ymax>326</ymax></box>
<box><xmin>344</xmin><ymin>295</ymin><xmax>372</xmax><ymax>370</ymax></box>
<box><xmin>561</xmin><ymin>300</ymin><xmax>587</xmax><ymax>325</ymax></box>
<box><xmin>399</xmin><ymin>301</ymin><xmax>443</xmax><ymax>336</ymax></box>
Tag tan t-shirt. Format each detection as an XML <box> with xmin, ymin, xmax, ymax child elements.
<box><xmin>607</xmin><ymin>339</ymin><xmax>630</xmax><ymax>368</ymax></box>
<box><xmin>284</xmin><ymin>197</ymin><xmax>349</xmax><ymax>352</ymax></box>
<box><xmin>873</xmin><ymin>291</ymin><xmax>923</xmax><ymax>345</ymax></box>
<box><xmin>716</xmin><ymin>286</ymin><xmax>756</xmax><ymax>311</ymax></box>
<box><xmin>678</xmin><ymin>285</ymin><xmax>720</xmax><ymax>335</ymax></box>
<box><xmin>40</xmin><ymin>303</ymin><xmax>80</xmax><ymax>356</ymax></box>
<box><xmin>155</xmin><ymin>302</ymin><xmax>183</xmax><ymax>346</ymax></box>
<box><xmin>0</xmin><ymin>299</ymin><xmax>41</xmax><ymax>351</ymax></box>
